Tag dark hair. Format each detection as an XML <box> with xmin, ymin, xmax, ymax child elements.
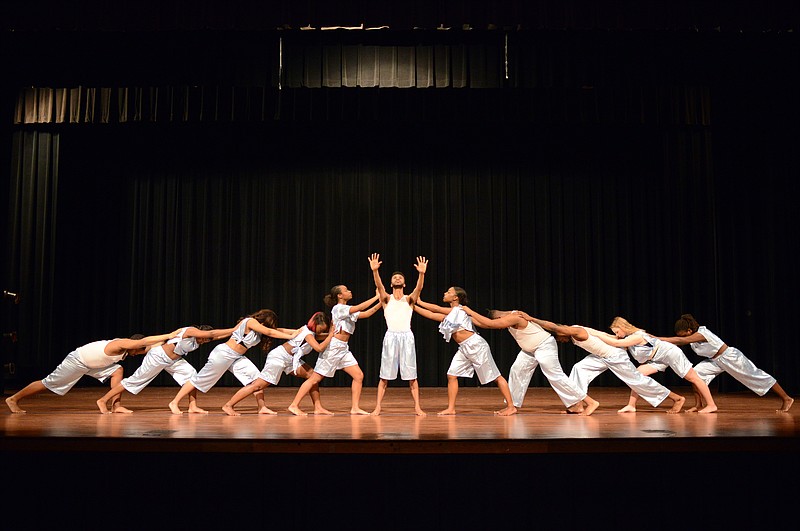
<box><xmin>674</xmin><ymin>313</ymin><xmax>700</xmax><ymax>334</ymax></box>
<box><xmin>307</xmin><ymin>311</ymin><xmax>331</xmax><ymax>332</ymax></box>
<box><xmin>391</xmin><ymin>271</ymin><xmax>405</xmax><ymax>279</ymax></box>
<box><xmin>195</xmin><ymin>325</ymin><xmax>213</xmax><ymax>331</ymax></box>
<box><xmin>323</xmin><ymin>285</ymin><xmax>344</xmax><ymax>308</ymax></box>
<box><xmin>452</xmin><ymin>286</ymin><xmax>468</xmax><ymax>306</ymax></box>
<box><xmin>129</xmin><ymin>333</ymin><xmax>145</xmax><ymax>340</ymax></box>
<box><xmin>246</xmin><ymin>309</ymin><xmax>279</xmax><ymax>351</ymax></box>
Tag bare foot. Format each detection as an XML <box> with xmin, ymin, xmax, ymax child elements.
<box><xmin>497</xmin><ymin>405</ymin><xmax>517</xmax><ymax>416</ymax></box>
<box><xmin>187</xmin><ymin>405</ymin><xmax>208</xmax><ymax>414</ymax></box>
<box><xmin>667</xmin><ymin>395</ymin><xmax>686</xmax><ymax>414</ymax></box>
<box><xmin>6</xmin><ymin>397</ymin><xmax>26</xmax><ymax>414</ymax></box>
<box><xmin>314</xmin><ymin>406</ymin><xmax>334</xmax><ymax>416</ymax></box>
<box><xmin>288</xmin><ymin>405</ymin><xmax>308</xmax><ymax>416</ymax></box>
<box><xmin>582</xmin><ymin>399</ymin><xmax>599</xmax><ymax>416</ymax></box>
<box><xmin>699</xmin><ymin>404</ymin><xmax>718</xmax><ymax>414</ymax></box>
<box><xmin>222</xmin><ymin>405</ymin><xmax>241</xmax><ymax>417</ymax></box>
<box><xmin>168</xmin><ymin>402</ymin><xmax>183</xmax><ymax>415</ymax></box>
<box><xmin>112</xmin><ymin>405</ymin><xmax>133</xmax><ymax>414</ymax></box>
<box><xmin>438</xmin><ymin>408</ymin><xmax>456</xmax><ymax>415</ymax></box>
<box><xmin>96</xmin><ymin>399</ymin><xmax>111</xmax><ymax>414</ymax></box>
<box><xmin>370</xmin><ymin>407</ymin><xmax>382</xmax><ymax>416</ymax></box>
<box><xmin>779</xmin><ymin>397</ymin><xmax>794</xmax><ymax>413</ymax></box>
<box><xmin>617</xmin><ymin>405</ymin><xmax>636</xmax><ymax>413</ymax></box>
<box><xmin>685</xmin><ymin>406</ymin><xmax>699</xmax><ymax>413</ymax></box>
<box><xmin>415</xmin><ymin>408</ymin><xmax>427</xmax><ymax>417</ymax></box>
<box><xmin>258</xmin><ymin>406</ymin><xmax>277</xmax><ymax>415</ymax></box>
<box><xmin>350</xmin><ymin>407</ymin><xmax>370</xmax><ymax>415</ymax></box>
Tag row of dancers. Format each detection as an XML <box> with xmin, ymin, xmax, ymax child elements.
<box><xmin>4</xmin><ymin>254</ymin><xmax>795</xmax><ymax>415</ymax></box>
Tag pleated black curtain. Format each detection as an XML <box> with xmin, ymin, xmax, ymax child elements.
<box><xmin>6</xmin><ymin>119</ymin><xmax>727</xmax><ymax>390</ymax></box>
<box><xmin>4</xmin><ymin>26</ymin><xmax>798</xmax><ymax>393</ymax></box>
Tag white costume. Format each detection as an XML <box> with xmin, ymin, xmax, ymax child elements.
<box><xmin>379</xmin><ymin>295</ymin><xmax>418</xmax><ymax>381</ymax></box>
<box><xmin>314</xmin><ymin>304</ymin><xmax>360</xmax><ymax>378</ymax></box>
<box><xmin>689</xmin><ymin>326</ymin><xmax>776</xmax><ymax>395</ymax></box>
<box><xmin>506</xmin><ymin>321</ymin><xmax>584</xmax><ymax>409</ymax></box>
<box><xmin>441</xmin><ymin>306</ymin><xmax>501</xmax><ymax>385</ymax></box>
<box><xmin>570</xmin><ymin>326</ymin><xmax>671</xmax><ymax>407</ymax></box>
<box><xmin>42</xmin><ymin>340</ymin><xmax>123</xmax><ymax>395</ymax></box>
<box><xmin>121</xmin><ymin>327</ymin><xmax>199</xmax><ymax>394</ymax></box>
<box><xmin>259</xmin><ymin>325</ymin><xmax>317</xmax><ymax>385</ymax></box>
<box><xmin>626</xmin><ymin>331</ymin><xmax>693</xmax><ymax>378</ymax></box>
<box><xmin>189</xmin><ymin>319</ymin><xmax>261</xmax><ymax>393</ymax></box>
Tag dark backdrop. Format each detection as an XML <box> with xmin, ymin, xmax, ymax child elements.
<box><xmin>2</xmin><ymin>5</ymin><xmax>798</xmax><ymax>395</ymax></box>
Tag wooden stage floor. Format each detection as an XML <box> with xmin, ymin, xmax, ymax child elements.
<box><xmin>3</xmin><ymin>385</ymin><xmax>798</xmax><ymax>529</ymax></box>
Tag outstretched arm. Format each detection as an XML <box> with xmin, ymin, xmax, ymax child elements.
<box><xmin>358</xmin><ymin>301</ymin><xmax>383</xmax><ymax>320</ymax></box>
<box><xmin>414</xmin><ymin>304</ymin><xmax>446</xmax><ymax>322</ymax></box>
<box><xmin>463</xmin><ymin>306</ymin><xmax>522</xmax><ymax>330</ymax></box>
<box><xmin>368</xmin><ymin>253</ymin><xmax>389</xmax><ymax>304</ymax></box>
<box><xmin>530</xmin><ymin>318</ymin><xmax>587</xmax><ymax>341</ymax></box>
<box><xmin>416</xmin><ymin>299</ymin><xmax>451</xmax><ymax>315</ymax></box>
<box><xmin>247</xmin><ymin>319</ymin><xmax>300</xmax><ymax>340</ymax></box>
<box><xmin>407</xmin><ymin>256</ymin><xmax>428</xmax><ymax>305</ymax></box>
<box><xmin>108</xmin><ymin>330</ymin><xmax>180</xmax><ymax>354</ymax></box>
<box><xmin>350</xmin><ymin>292</ymin><xmax>381</xmax><ymax>313</ymax></box>
<box><xmin>595</xmin><ymin>332</ymin><xmax>642</xmax><ymax>348</ymax></box>
<box><xmin>184</xmin><ymin>326</ymin><xmax>236</xmax><ymax>341</ymax></box>
<box><xmin>657</xmin><ymin>332</ymin><xmax>707</xmax><ymax>346</ymax></box>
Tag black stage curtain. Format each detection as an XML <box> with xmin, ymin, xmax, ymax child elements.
<box><xmin>4</xmin><ymin>29</ymin><xmax>798</xmax><ymax>394</ymax></box>
<box><xmin>9</xmin><ymin>114</ymin><xmax>774</xmax><ymax>392</ymax></box>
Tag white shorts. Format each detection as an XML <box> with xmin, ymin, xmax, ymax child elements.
<box><xmin>190</xmin><ymin>343</ymin><xmax>260</xmax><ymax>393</ymax></box>
<box><xmin>122</xmin><ymin>347</ymin><xmax>197</xmax><ymax>394</ymax></box>
<box><xmin>446</xmin><ymin>334</ymin><xmax>501</xmax><ymax>385</ymax></box>
<box><xmin>259</xmin><ymin>344</ymin><xmax>301</xmax><ymax>386</ymax></box>
<box><xmin>379</xmin><ymin>330</ymin><xmax>418</xmax><ymax>381</ymax></box>
<box><xmin>314</xmin><ymin>337</ymin><xmax>358</xmax><ymax>378</ymax></box>
<box><xmin>42</xmin><ymin>351</ymin><xmax>121</xmax><ymax>396</ymax></box>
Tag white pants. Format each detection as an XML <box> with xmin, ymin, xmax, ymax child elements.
<box><xmin>694</xmin><ymin>347</ymin><xmax>776</xmax><ymax>396</ymax></box>
<box><xmin>42</xmin><ymin>351</ymin><xmax>120</xmax><ymax>396</ymax></box>
<box><xmin>508</xmin><ymin>337</ymin><xmax>584</xmax><ymax>408</ymax></box>
<box><xmin>570</xmin><ymin>350</ymin><xmax>671</xmax><ymax>407</ymax></box>
<box><xmin>122</xmin><ymin>347</ymin><xmax>197</xmax><ymax>394</ymax></box>
<box><xmin>190</xmin><ymin>343</ymin><xmax>260</xmax><ymax>393</ymax></box>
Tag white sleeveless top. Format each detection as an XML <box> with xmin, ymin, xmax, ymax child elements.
<box><xmin>507</xmin><ymin>321</ymin><xmax>549</xmax><ymax>351</ymax></box>
<box><xmin>571</xmin><ymin>326</ymin><xmax>624</xmax><ymax>358</ymax></box>
<box><xmin>169</xmin><ymin>327</ymin><xmax>200</xmax><ymax>357</ymax></box>
<box><xmin>332</xmin><ymin>304</ymin><xmax>359</xmax><ymax>334</ymax></box>
<box><xmin>76</xmin><ymin>339</ymin><xmax>124</xmax><ymax>368</ymax></box>
<box><xmin>689</xmin><ymin>325</ymin><xmax>726</xmax><ymax>358</ymax></box>
<box><xmin>384</xmin><ymin>295</ymin><xmax>413</xmax><ymax>332</ymax></box>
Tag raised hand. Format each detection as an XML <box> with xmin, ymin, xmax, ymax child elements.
<box><xmin>414</xmin><ymin>256</ymin><xmax>428</xmax><ymax>274</ymax></box>
<box><xmin>368</xmin><ymin>253</ymin><xmax>382</xmax><ymax>271</ymax></box>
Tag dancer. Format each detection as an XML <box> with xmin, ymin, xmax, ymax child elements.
<box><xmin>368</xmin><ymin>253</ymin><xmax>428</xmax><ymax>416</ymax></box>
<box><xmin>596</xmin><ymin>316</ymin><xmax>717</xmax><ymax>413</ymax></box>
<box><xmin>462</xmin><ymin>307</ymin><xmax>598</xmax><ymax>415</ymax></box>
<box><xmin>168</xmin><ymin>309</ymin><xmax>299</xmax><ymax>415</ymax></box>
<box><xmin>222</xmin><ymin>312</ymin><xmax>335</xmax><ymax>416</ymax></box>
<box><xmin>95</xmin><ymin>324</ymin><xmax>234</xmax><ymax>414</ymax></box>
<box><xmin>659</xmin><ymin>313</ymin><xmax>793</xmax><ymax>412</ymax></box>
<box><xmin>414</xmin><ymin>287</ymin><xmax>515</xmax><ymax>416</ymax></box>
<box><xmin>518</xmin><ymin>313</ymin><xmax>686</xmax><ymax>413</ymax></box>
<box><xmin>287</xmin><ymin>286</ymin><xmax>381</xmax><ymax>416</ymax></box>
<box><xmin>5</xmin><ymin>330</ymin><xmax>178</xmax><ymax>413</ymax></box>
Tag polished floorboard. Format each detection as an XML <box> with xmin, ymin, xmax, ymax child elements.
<box><xmin>3</xmin><ymin>385</ymin><xmax>798</xmax><ymax>530</ymax></box>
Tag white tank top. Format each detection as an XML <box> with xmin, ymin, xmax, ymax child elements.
<box><xmin>76</xmin><ymin>339</ymin><xmax>124</xmax><ymax>368</ymax></box>
<box><xmin>507</xmin><ymin>321</ymin><xmax>549</xmax><ymax>351</ymax></box>
<box><xmin>689</xmin><ymin>326</ymin><xmax>726</xmax><ymax>358</ymax></box>
<box><xmin>384</xmin><ymin>295</ymin><xmax>412</xmax><ymax>332</ymax></box>
<box><xmin>571</xmin><ymin>326</ymin><xmax>624</xmax><ymax>358</ymax></box>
